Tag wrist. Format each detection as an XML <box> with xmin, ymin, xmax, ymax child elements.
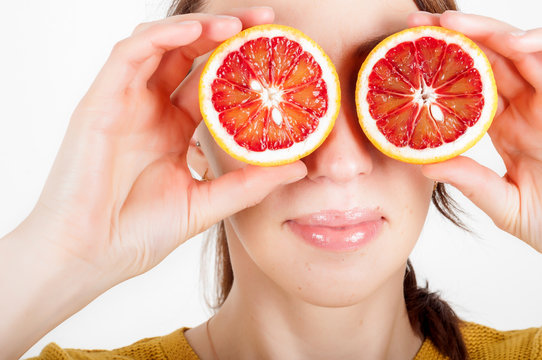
<box><xmin>24</xmin><ymin>201</ymin><xmax>132</xmax><ymax>285</ymax></box>
<box><xmin>0</xmin><ymin>220</ymin><xmax>116</xmax><ymax>359</ymax></box>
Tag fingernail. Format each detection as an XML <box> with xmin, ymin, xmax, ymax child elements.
<box><xmin>282</xmin><ymin>173</ymin><xmax>306</xmax><ymax>185</ymax></box>
<box><xmin>215</xmin><ymin>15</ymin><xmax>239</xmax><ymax>20</ymax></box>
<box><xmin>250</xmin><ymin>6</ymin><xmax>273</xmax><ymax>11</ymax></box>
<box><xmin>510</xmin><ymin>30</ymin><xmax>526</xmax><ymax>37</ymax></box>
<box><xmin>177</xmin><ymin>20</ymin><xmax>200</xmax><ymax>26</ymax></box>
<box><xmin>281</xmin><ymin>165</ymin><xmax>308</xmax><ymax>185</ymax></box>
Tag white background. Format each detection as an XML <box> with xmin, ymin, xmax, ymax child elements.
<box><xmin>0</xmin><ymin>0</ymin><xmax>541</xmax><ymax>358</ymax></box>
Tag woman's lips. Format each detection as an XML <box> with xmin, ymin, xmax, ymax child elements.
<box><xmin>286</xmin><ymin>208</ymin><xmax>384</xmax><ymax>252</ymax></box>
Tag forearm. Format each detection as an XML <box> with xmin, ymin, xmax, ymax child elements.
<box><xmin>0</xmin><ymin>219</ymin><xmax>113</xmax><ymax>360</ymax></box>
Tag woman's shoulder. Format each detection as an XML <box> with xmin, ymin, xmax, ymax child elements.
<box><xmin>461</xmin><ymin>321</ymin><xmax>542</xmax><ymax>358</ymax></box>
<box><xmin>417</xmin><ymin>321</ymin><xmax>542</xmax><ymax>359</ymax></box>
<box><xmin>26</xmin><ymin>327</ymin><xmax>199</xmax><ymax>360</ymax></box>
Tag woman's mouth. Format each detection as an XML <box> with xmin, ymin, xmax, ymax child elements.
<box><xmin>286</xmin><ymin>207</ymin><xmax>385</xmax><ymax>252</ymax></box>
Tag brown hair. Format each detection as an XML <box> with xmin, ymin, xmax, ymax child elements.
<box><xmin>169</xmin><ymin>1</ymin><xmax>468</xmax><ymax>359</ymax></box>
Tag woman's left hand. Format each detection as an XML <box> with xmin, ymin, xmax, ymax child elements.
<box><xmin>408</xmin><ymin>11</ymin><xmax>542</xmax><ymax>253</ymax></box>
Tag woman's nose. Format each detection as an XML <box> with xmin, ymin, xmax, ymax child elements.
<box><xmin>303</xmin><ymin>101</ymin><xmax>375</xmax><ymax>184</ymax></box>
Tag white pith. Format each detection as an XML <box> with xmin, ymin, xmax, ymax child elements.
<box><xmin>201</xmin><ymin>27</ymin><xmax>339</xmax><ymax>165</ymax></box>
<box><xmin>413</xmin><ymin>82</ymin><xmax>445</xmax><ymax>122</ymax></box>
<box><xmin>249</xmin><ymin>81</ymin><xmax>285</xmax><ymax>126</ymax></box>
<box><xmin>357</xmin><ymin>27</ymin><xmax>497</xmax><ymax>162</ymax></box>
<box><xmin>413</xmin><ymin>82</ymin><xmax>436</xmax><ymax>105</ymax></box>
<box><xmin>271</xmin><ymin>107</ymin><xmax>283</xmax><ymax>126</ymax></box>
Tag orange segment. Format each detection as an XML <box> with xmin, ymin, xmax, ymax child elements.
<box><xmin>282</xmin><ymin>52</ymin><xmax>323</xmax><ymax>89</ymax></box>
<box><xmin>432</xmin><ymin>44</ymin><xmax>474</xmax><ymax>88</ymax></box>
<box><xmin>199</xmin><ymin>24</ymin><xmax>340</xmax><ymax>166</ymax></box>
<box><xmin>239</xmin><ymin>38</ymin><xmax>272</xmax><ymax>85</ymax></box>
<box><xmin>367</xmin><ymin>33</ymin><xmax>483</xmax><ymax>149</ymax></box>
<box><xmin>211</xmin><ymin>79</ymin><xmax>260</xmax><ymax>112</ymax></box>
<box><xmin>356</xmin><ymin>26</ymin><xmax>498</xmax><ymax>164</ymax></box>
<box><xmin>367</xmin><ymin>91</ymin><xmax>413</xmax><ymax>119</ymax></box>
<box><xmin>436</xmin><ymin>68</ymin><xmax>483</xmax><ymax>95</ymax></box>
<box><xmin>212</xmin><ymin>38</ymin><xmax>329</xmax><ymax>151</ymax></box>
<box><xmin>437</xmin><ymin>95</ymin><xmax>484</xmax><ymax>126</ymax></box>
<box><xmin>410</xmin><ymin>106</ymin><xmax>443</xmax><ymax>149</ymax></box>
<box><xmin>415</xmin><ymin>37</ymin><xmax>447</xmax><ymax>86</ymax></box>
<box><xmin>216</xmin><ymin>52</ymin><xmax>257</xmax><ymax>88</ymax></box>
<box><xmin>267</xmin><ymin>112</ymin><xmax>295</xmax><ymax>150</ymax></box>
<box><xmin>279</xmin><ymin>102</ymin><xmax>319</xmax><ymax>142</ymax></box>
<box><xmin>283</xmin><ymin>78</ymin><xmax>328</xmax><ymax>117</ymax></box>
<box><xmin>433</xmin><ymin>107</ymin><xmax>468</xmax><ymax>143</ymax></box>
<box><xmin>270</xmin><ymin>37</ymin><xmax>303</xmax><ymax>86</ymax></box>
<box><xmin>376</xmin><ymin>104</ymin><xmax>418</xmax><ymax>147</ymax></box>
<box><xmin>386</xmin><ymin>42</ymin><xmax>421</xmax><ymax>89</ymax></box>
<box><xmin>369</xmin><ymin>59</ymin><xmax>414</xmax><ymax>95</ymax></box>
<box><xmin>219</xmin><ymin>100</ymin><xmax>262</xmax><ymax>136</ymax></box>
<box><xmin>233</xmin><ymin>107</ymin><xmax>269</xmax><ymax>152</ymax></box>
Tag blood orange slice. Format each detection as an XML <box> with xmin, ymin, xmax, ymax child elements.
<box><xmin>199</xmin><ymin>24</ymin><xmax>340</xmax><ymax>166</ymax></box>
<box><xmin>356</xmin><ymin>26</ymin><xmax>498</xmax><ymax>164</ymax></box>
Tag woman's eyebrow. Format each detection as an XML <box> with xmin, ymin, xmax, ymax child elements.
<box><xmin>355</xmin><ymin>32</ymin><xmax>395</xmax><ymax>59</ymax></box>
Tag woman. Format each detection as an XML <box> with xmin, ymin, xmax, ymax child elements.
<box><xmin>2</xmin><ymin>0</ymin><xmax>542</xmax><ymax>359</ymax></box>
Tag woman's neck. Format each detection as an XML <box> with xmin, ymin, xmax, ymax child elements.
<box><xmin>203</xmin><ymin>268</ymin><xmax>423</xmax><ymax>360</ymax></box>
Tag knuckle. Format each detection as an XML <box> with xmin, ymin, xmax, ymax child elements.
<box><xmin>238</xmin><ymin>167</ymin><xmax>253</xmax><ymax>190</ymax></box>
<box><xmin>132</xmin><ymin>21</ymin><xmax>151</xmax><ymax>35</ymax></box>
<box><xmin>112</xmin><ymin>38</ymin><xmax>129</xmax><ymax>54</ymax></box>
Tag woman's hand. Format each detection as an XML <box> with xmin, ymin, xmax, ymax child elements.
<box><xmin>1</xmin><ymin>9</ymin><xmax>308</xmax><ymax>357</ymax></box>
<box><xmin>408</xmin><ymin>11</ymin><xmax>542</xmax><ymax>253</ymax></box>
<box><xmin>22</xmin><ymin>7</ymin><xmax>306</xmax><ymax>283</ymax></box>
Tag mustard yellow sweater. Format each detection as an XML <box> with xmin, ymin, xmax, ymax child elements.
<box><xmin>28</xmin><ymin>321</ymin><xmax>542</xmax><ymax>360</ymax></box>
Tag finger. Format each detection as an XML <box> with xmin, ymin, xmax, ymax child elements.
<box><xmin>191</xmin><ymin>161</ymin><xmax>308</xmax><ymax>233</ymax></box>
<box><xmin>149</xmin><ymin>7</ymin><xmax>275</xmax><ymax>94</ymax></box>
<box><xmin>146</xmin><ymin>15</ymin><xmax>243</xmax><ymax>94</ymax></box>
<box><xmin>131</xmin><ymin>14</ymin><xmax>204</xmax><ymax>35</ymax></box>
<box><xmin>223</xmin><ymin>6</ymin><xmax>275</xmax><ymax>27</ymax></box>
<box><xmin>171</xmin><ymin>59</ymin><xmax>204</xmax><ymax>124</ymax></box>
<box><xmin>439</xmin><ymin>11</ymin><xmax>541</xmax><ymax>90</ymax></box>
<box><xmin>409</xmin><ymin>11</ymin><xmax>530</xmax><ymax>100</ymax></box>
<box><xmin>482</xmin><ymin>45</ymin><xmax>532</xmax><ymax>101</ymax></box>
<box><xmin>508</xmin><ymin>28</ymin><xmax>542</xmax><ymax>52</ymax></box>
<box><xmin>133</xmin><ymin>6</ymin><xmax>274</xmax><ymax>35</ymax></box>
<box><xmin>407</xmin><ymin>11</ymin><xmax>441</xmax><ymax>27</ymax></box>
<box><xmin>439</xmin><ymin>11</ymin><xmax>519</xmax><ymax>56</ymax></box>
<box><xmin>421</xmin><ymin>155</ymin><xmax>519</xmax><ymax>232</ymax></box>
<box><xmin>505</xmin><ymin>31</ymin><xmax>542</xmax><ymax>90</ymax></box>
<box><xmin>170</xmin><ymin>7</ymin><xmax>276</xmax><ymax>122</ymax></box>
<box><xmin>94</xmin><ymin>20</ymin><xmax>202</xmax><ymax>96</ymax></box>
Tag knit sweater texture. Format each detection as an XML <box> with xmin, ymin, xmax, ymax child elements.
<box><xmin>27</xmin><ymin>321</ymin><xmax>542</xmax><ymax>360</ymax></box>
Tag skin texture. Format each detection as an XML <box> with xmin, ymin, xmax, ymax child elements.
<box><xmin>185</xmin><ymin>1</ymin><xmax>431</xmax><ymax>359</ymax></box>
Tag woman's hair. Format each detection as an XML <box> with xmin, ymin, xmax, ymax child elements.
<box><xmin>168</xmin><ymin>1</ymin><xmax>468</xmax><ymax>359</ymax></box>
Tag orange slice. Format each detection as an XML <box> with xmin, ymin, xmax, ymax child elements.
<box><xmin>199</xmin><ymin>24</ymin><xmax>340</xmax><ymax>166</ymax></box>
<box><xmin>356</xmin><ymin>26</ymin><xmax>498</xmax><ymax>164</ymax></box>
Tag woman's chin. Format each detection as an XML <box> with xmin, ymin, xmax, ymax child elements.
<box><xmin>272</xmin><ymin>262</ymin><xmax>386</xmax><ymax>308</ymax></box>
<box><xmin>290</xmin><ymin>283</ymin><xmax>378</xmax><ymax>308</ymax></box>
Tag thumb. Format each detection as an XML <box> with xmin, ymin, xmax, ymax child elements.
<box><xmin>421</xmin><ymin>155</ymin><xmax>518</xmax><ymax>228</ymax></box>
<box><xmin>191</xmin><ymin>161</ymin><xmax>307</xmax><ymax>232</ymax></box>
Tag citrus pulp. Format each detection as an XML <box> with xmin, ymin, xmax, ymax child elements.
<box><xmin>199</xmin><ymin>24</ymin><xmax>340</xmax><ymax>166</ymax></box>
<box><xmin>356</xmin><ymin>26</ymin><xmax>498</xmax><ymax>164</ymax></box>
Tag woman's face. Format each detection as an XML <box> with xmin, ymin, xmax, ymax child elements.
<box><xmin>193</xmin><ymin>0</ymin><xmax>433</xmax><ymax>307</ymax></box>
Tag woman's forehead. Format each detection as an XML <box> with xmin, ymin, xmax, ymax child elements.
<box><xmin>206</xmin><ymin>0</ymin><xmax>418</xmax><ymax>58</ymax></box>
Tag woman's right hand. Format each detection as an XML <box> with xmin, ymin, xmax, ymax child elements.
<box><xmin>19</xmin><ymin>7</ymin><xmax>306</xmax><ymax>284</ymax></box>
